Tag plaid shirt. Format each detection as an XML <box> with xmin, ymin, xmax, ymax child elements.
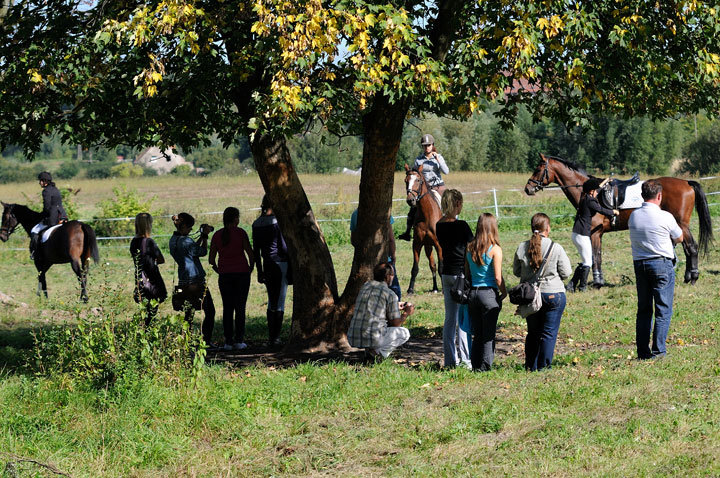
<box><xmin>348</xmin><ymin>280</ymin><xmax>401</xmax><ymax>348</ymax></box>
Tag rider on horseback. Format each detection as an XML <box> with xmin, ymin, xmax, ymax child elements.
<box><xmin>398</xmin><ymin>134</ymin><xmax>448</xmax><ymax>241</ymax></box>
<box><xmin>30</xmin><ymin>171</ymin><xmax>67</xmax><ymax>260</ymax></box>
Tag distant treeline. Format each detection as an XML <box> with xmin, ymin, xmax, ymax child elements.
<box><xmin>2</xmin><ymin>106</ymin><xmax>719</xmax><ymax>180</ymax></box>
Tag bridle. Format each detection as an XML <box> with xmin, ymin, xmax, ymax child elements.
<box><xmin>406</xmin><ymin>169</ymin><xmax>428</xmax><ymax>203</ymax></box>
<box><xmin>527</xmin><ymin>157</ymin><xmax>551</xmax><ymax>191</ymax></box>
<box><xmin>0</xmin><ymin>205</ymin><xmax>19</xmax><ymax>239</ymax></box>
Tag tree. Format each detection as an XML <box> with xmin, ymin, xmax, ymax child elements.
<box><xmin>3</xmin><ymin>1</ymin><xmax>720</xmax><ymax>351</ymax></box>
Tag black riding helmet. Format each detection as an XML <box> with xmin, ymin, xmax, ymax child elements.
<box><xmin>38</xmin><ymin>171</ymin><xmax>53</xmax><ymax>182</ymax></box>
<box><xmin>582</xmin><ymin>178</ymin><xmax>603</xmax><ymax>195</ymax></box>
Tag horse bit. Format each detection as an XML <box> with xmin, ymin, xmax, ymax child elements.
<box><xmin>406</xmin><ymin>170</ymin><xmax>428</xmax><ymax>202</ymax></box>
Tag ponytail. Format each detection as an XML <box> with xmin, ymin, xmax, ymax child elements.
<box><xmin>528</xmin><ymin>213</ymin><xmax>550</xmax><ymax>270</ymax></box>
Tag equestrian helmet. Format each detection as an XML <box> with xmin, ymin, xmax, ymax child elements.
<box><xmin>420</xmin><ymin>134</ymin><xmax>435</xmax><ymax>146</ymax></box>
<box><xmin>582</xmin><ymin>177</ymin><xmax>603</xmax><ymax>194</ymax></box>
<box><xmin>37</xmin><ymin>171</ymin><xmax>53</xmax><ymax>182</ymax></box>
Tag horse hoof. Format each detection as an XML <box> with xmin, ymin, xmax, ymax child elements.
<box><xmin>407</xmin><ymin>289</ymin><xmax>415</xmax><ymax>295</ymax></box>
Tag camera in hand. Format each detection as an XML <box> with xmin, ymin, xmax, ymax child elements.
<box><xmin>200</xmin><ymin>223</ymin><xmax>214</xmax><ymax>235</ymax></box>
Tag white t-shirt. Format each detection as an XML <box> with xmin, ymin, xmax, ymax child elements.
<box><xmin>628</xmin><ymin>202</ymin><xmax>682</xmax><ymax>261</ymax></box>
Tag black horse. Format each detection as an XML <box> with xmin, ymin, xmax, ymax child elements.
<box><xmin>0</xmin><ymin>203</ymin><xmax>99</xmax><ymax>301</ymax></box>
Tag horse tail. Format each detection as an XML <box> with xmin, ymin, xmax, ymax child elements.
<box><xmin>81</xmin><ymin>222</ymin><xmax>100</xmax><ymax>264</ymax></box>
<box><xmin>689</xmin><ymin>180</ymin><xmax>714</xmax><ymax>256</ymax></box>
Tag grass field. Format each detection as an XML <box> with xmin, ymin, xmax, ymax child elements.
<box><xmin>1</xmin><ymin>172</ymin><xmax>720</xmax><ymax>476</ymax></box>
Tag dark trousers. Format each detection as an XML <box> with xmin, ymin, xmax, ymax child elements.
<box><xmin>634</xmin><ymin>257</ymin><xmax>675</xmax><ymax>359</ymax></box>
<box><xmin>265</xmin><ymin>260</ymin><xmax>287</xmax><ymax>312</ymax></box>
<box><xmin>525</xmin><ymin>292</ymin><xmax>566</xmax><ymax>371</ymax></box>
<box><xmin>184</xmin><ymin>288</ymin><xmax>215</xmax><ymax>344</ymax></box>
<box><xmin>468</xmin><ymin>287</ymin><xmax>502</xmax><ymax>371</ymax></box>
<box><xmin>389</xmin><ymin>260</ymin><xmax>401</xmax><ymax>301</ymax></box>
<box><xmin>218</xmin><ymin>272</ymin><xmax>251</xmax><ymax>344</ymax></box>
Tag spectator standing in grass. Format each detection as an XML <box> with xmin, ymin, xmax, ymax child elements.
<box><xmin>130</xmin><ymin>212</ymin><xmax>167</xmax><ymax>325</ymax></box>
<box><xmin>169</xmin><ymin>212</ymin><xmax>216</xmax><ymax>348</ymax></box>
<box><xmin>348</xmin><ymin>262</ymin><xmax>414</xmax><ymax>359</ymax></box>
<box><xmin>513</xmin><ymin>213</ymin><xmax>572</xmax><ymax>371</ymax></box>
<box><xmin>629</xmin><ymin>180</ymin><xmax>683</xmax><ymax>360</ymax></box>
<box><xmin>253</xmin><ymin>195</ymin><xmax>291</xmax><ymax>347</ymax></box>
<box><xmin>436</xmin><ymin>189</ymin><xmax>473</xmax><ymax>369</ymax></box>
<box><xmin>209</xmin><ymin>207</ymin><xmax>254</xmax><ymax>351</ymax></box>
<box><xmin>465</xmin><ymin>213</ymin><xmax>507</xmax><ymax>371</ymax></box>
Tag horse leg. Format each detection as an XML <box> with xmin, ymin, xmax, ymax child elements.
<box><xmin>591</xmin><ymin>233</ymin><xmax>604</xmax><ymax>288</ymax></box>
<box><xmin>681</xmin><ymin>227</ymin><xmax>699</xmax><ymax>285</ymax></box>
<box><xmin>425</xmin><ymin>243</ymin><xmax>438</xmax><ymax>293</ymax></box>
<box><xmin>37</xmin><ymin>269</ymin><xmax>48</xmax><ymax>298</ymax></box>
<box><xmin>407</xmin><ymin>240</ymin><xmax>421</xmax><ymax>295</ymax></box>
<box><xmin>72</xmin><ymin>259</ymin><xmax>89</xmax><ymax>302</ymax></box>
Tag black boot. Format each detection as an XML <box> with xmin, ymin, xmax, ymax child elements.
<box><xmin>567</xmin><ymin>264</ymin><xmax>583</xmax><ymax>292</ymax></box>
<box><xmin>29</xmin><ymin>232</ymin><xmax>39</xmax><ymax>260</ymax></box>
<box><xmin>398</xmin><ymin>207</ymin><xmax>415</xmax><ymax>241</ymax></box>
<box><xmin>578</xmin><ymin>266</ymin><xmax>591</xmax><ymax>292</ymax></box>
<box><xmin>272</xmin><ymin>311</ymin><xmax>284</xmax><ymax>346</ymax></box>
<box><xmin>266</xmin><ymin>308</ymin><xmax>276</xmax><ymax>345</ymax></box>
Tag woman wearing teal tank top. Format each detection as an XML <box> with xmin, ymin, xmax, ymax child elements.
<box><xmin>465</xmin><ymin>213</ymin><xmax>507</xmax><ymax>371</ymax></box>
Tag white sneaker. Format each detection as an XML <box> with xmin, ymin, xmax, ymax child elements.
<box><xmin>223</xmin><ymin>344</ymin><xmax>233</xmax><ymax>351</ymax></box>
<box><xmin>233</xmin><ymin>342</ymin><xmax>248</xmax><ymax>350</ymax></box>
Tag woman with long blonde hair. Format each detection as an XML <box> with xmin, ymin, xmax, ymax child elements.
<box><xmin>465</xmin><ymin>213</ymin><xmax>507</xmax><ymax>371</ymax></box>
<box><xmin>513</xmin><ymin>213</ymin><xmax>572</xmax><ymax>371</ymax></box>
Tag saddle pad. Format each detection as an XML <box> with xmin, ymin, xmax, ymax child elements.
<box><xmin>41</xmin><ymin>225</ymin><xmax>61</xmax><ymax>243</ymax></box>
<box><xmin>431</xmin><ymin>189</ymin><xmax>442</xmax><ymax>209</ymax></box>
<box><xmin>618</xmin><ymin>181</ymin><xmax>645</xmax><ymax>209</ymax></box>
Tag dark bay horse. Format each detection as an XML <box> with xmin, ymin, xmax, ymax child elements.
<box><xmin>404</xmin><ymin>164</ymin><xmax>443</xmax><ymax>294</ymax></box>
<box><xmin>525</xmin><ymin>154</ymin><xmax>713</xmax><ymax>286</ymax></box>
<box><xmin>0</xmin><ymin>203</ymin><xmax>99</xmax><ymax>301</ymax></box>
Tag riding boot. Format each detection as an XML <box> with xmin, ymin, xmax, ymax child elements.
<box><xmin>272</xmin><ymin>311</ymin><xmax>284</xmax><ymax>346</ymax></box>
<box><xmin>29</xmin><ymin>232</ymin><xmax>39</xmax><ymax>260</ymax></box>
<box><xmin>567</xmin><ymin>263</ymin><xmax>584</xmax><ymax>292</ymax></box>
<box><xmin>578</xmin><ymin>266</ymin><xmax>592</xmax><ymax>292</ymax></box>
<box><xmin>398</xmin><ymin>207</ymin><xmax>415</xmax><ymax>241</ymax></box>
<box><xmin>266</xmin><ymin>308</ymin><xmax>276</xmax><ymax>344</ymax></box>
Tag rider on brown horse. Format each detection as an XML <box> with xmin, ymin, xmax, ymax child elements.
<box><xmin>30</xmin><ymin>171</ymin><xmax>67</xmax><ymax>260</ymax></box>
<box><xmin>398</xmin><ymin>134</ymin><xmax>448</xmax><ymax>241</ymax></box>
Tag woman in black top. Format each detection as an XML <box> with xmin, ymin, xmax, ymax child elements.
<box><xmin>130</xmin><ymin>213</ymin><xmax>167</xmax><ymax>325</ymax></box>
<box><xmin>436</xmin><ymin>189</ymin><xmax>473</xmax><ymax>368</ymax></box>
<box><xmin>568</xmin><ymin>178</ymin><xmax>618</xmax><ymax>292</ymax></box>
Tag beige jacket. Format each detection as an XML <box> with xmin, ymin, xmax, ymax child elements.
<box><xmin>513</xmin><ymin>236</ymin><xmax>572</xmax><ymax>293</ymax></box>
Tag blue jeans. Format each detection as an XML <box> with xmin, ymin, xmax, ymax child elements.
<box><xmin>525</xmin><ymin>292</ymin><xmax>566</xmax><ymax>371</ymax></box>
<box><xmin>441</xmin><ymin>274</ymin><xmax>471</xmax><ymax>368</ymax></box>
<box><xmin>634</xmin><ymin>257</ymin><xmax>675</xmax><ymax>359</ymax></box>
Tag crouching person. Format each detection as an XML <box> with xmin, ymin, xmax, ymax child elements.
<box><xmin>348</xmin><ymin>263</ymin><xmax>414</xmax><ymax>359</ymax></box>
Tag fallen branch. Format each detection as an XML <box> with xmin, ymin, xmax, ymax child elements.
<box><xmin>1</xmin><ymin>453</ymin><xmax>72</xmax><ymax>477</ymax></box>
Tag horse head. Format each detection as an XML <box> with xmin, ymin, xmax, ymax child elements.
<box><xmin>525</xmin><ymin>153</ymin><xmax>553</xmax><ymax>195</ymax></box>
<box><xmin>404</xmin><ymin>164</ymin><xmax>425</xmax><ymax>207</ymax></box>
<box><xmin>0</xmin><ymin>202</ymin><xmax>18</xmax><ymax>242</ymax></box>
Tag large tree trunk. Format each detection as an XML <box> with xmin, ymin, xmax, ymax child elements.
<box><xmin>336</xmin><ymin>96</ymin><xmax>412</xmax><ymax>332</ymax></box>
<box><xmin>250</xmin><ymin>132</ymin><xmax>349</xmax><ymax>352</ymax></box>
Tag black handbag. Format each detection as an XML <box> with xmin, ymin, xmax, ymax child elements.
<box><xmin>508</xmin><ymin>241</ymin><xmax>554</xmax><ymax>306</ymax></box>
<box><xmin>133</xmin><ymin>238</ymin><xmax>167</xmax><ymax>303</ymax></box>
<box><xmin>450</xmin><ymin>272</ymin><xmax>471</xmax><ymax>305</ymax></box>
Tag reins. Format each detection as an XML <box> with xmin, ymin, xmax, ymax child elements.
<box><xmin>406</xmin><ymin>170</ymin><xmax>428</xmax><ymax>201</ymax></box>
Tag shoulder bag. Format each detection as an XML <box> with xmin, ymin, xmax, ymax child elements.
<box><xmin>508</xmin><ymin>241</ymin><xmax>554</xmax><ymax>308</ymax></box>
<box><xmin>450</xmin><ymin>254</ymin><xmax>472</xmax><ymax>305</ymax></box>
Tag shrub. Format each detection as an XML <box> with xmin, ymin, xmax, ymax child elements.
<box><xmin>0</xmin><ymin>160</ymin><xmax>43</xmax><ymax>183</ymax></box>
<box><xmin>93</xmin><ymin>187</ymin><xmax>155</xmax><ymax>237</ymax></box>
<box><xmin>85</xmin><ymin>162</ymin><xmax>114</xmax><ymax>179</ymax></box>
<box><xmin>171</xmin><ymin>164</ymin><xmax>194</xmax><ymax>176</ymax></box>
<box><xmin>110</xmin><ymin>162</ymin><xmax>144</xmax><ymax>178</ymax></box>
<box><xmin>55</xmin><ymin>161</ymin><xmax>81</xmax><ymax>179</ymax></box>
<box><xmin>142</xmin><ymin>166</ymin><xmax>158</xmax><ymax>177</ymax></box>
<box><xmin>33</xmin><ymin>307</ymin><xmax>206</xmax><ymax>388</ymax></box>
<box><xmin>60</xmin><ymin>188</ymin><xmax>80</xmax><ymax>220</ymax></box>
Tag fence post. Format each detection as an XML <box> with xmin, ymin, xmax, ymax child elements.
<box><xmin>492</xmin><ymin>188</ymin><xmax>499</xmax><ymax>219</ymax></box>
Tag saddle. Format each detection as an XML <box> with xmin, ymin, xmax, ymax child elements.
<box><xmin>599</xmin><ymin>172</ymin><xmax>641</xmax><ymax>210</ymax></box>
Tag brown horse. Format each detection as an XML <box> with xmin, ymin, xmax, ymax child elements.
<box><xmin>0</xmin><ymin>203</ymin><xmax>99</xmax><ymax>301</ymax></box>
<box><xmin>404</xmin><ymin>164</ymin><xmax>443</xmax><ymax>293</ymax></box>
<box><xmin>525</xmin><ymin>154</ymin><xmax>713</xmax><ymax>286</ymax></box>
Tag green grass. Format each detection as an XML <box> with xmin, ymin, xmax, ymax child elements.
<box><xmin>1</xmin><ymin>172</ymin><xmax>720</xmax><ymax>476</ymax></box>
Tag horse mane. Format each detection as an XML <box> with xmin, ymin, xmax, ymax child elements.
<box><xmin>545</xmin><ymin>155</ymin><xmax>589</xmax><ymax>176</ymax></box>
